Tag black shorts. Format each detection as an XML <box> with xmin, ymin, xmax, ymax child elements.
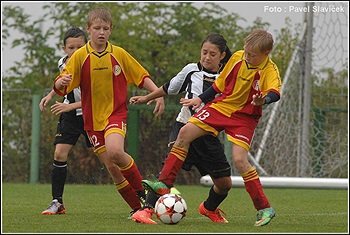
<box><xmin>167</xmin><ymin>121</ymin><xmax>231</xmax><ymax>179</ymax></box>
<box><xmin>53</xmin><ymin>112</ymin><xmax>93</xmax><ymax>148</ymax></box>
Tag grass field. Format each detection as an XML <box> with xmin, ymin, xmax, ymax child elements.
<box><xmin>2</xmin><ymin>183</ymin><xmax>348</xmax><ymax>233</ymax></box>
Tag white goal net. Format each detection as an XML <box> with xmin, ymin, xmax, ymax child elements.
<box><xmin>232</xmin><ymin>2</ymin><xmax>348</xmax><ymax>178</ymax></box>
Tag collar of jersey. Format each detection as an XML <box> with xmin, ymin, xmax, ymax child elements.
<box><xmin>243</xmin><ymin>55</ymin><xmax>270</xmax><ymax>70</ymax></box>
<box><xmin>197</xmin><ymin>62</ymin><xmax>220</xmax><ymax>75</ymax></box>
<box><xmin>85</xmin><ymin>40</ymin><xmax>112</xmax><ymax>54</ymax></box>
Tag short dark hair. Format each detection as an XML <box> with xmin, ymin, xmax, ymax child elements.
<box><xmin>63</xmin><ymin>27</ymin><xmax>88</xmax><ymax>45</ymax></box>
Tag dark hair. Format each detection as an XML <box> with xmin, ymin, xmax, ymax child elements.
<box><xmin>63</xmin><ymin>27</ymin><xmax>88</xmax><ymax>45</ymax></box>
<box><xmin>201</xmin><ymin>33</ymin><xmax>232</xmax><ymax>65</ymax></box>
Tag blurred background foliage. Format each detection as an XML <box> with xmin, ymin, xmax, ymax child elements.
<box><xmin>2</xmin><ymin>2</ymin><xmax>304</xmax><ymax>184</ymax></box>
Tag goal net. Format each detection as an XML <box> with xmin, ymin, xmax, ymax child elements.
<box><xmin>231</xmin><ymin>2</ymin><xmax>348</xmax><ymax>178</ymax></box>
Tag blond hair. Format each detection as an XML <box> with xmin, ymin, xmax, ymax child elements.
<box><xmin>87</xmin><ymin>8</ymin><xmax>112</xmax><ymax>27</ymax></box>
<box><xmin>244</xmin><ymin>28</ymin><xmax>273</xmax><ymax>54</ymax></box>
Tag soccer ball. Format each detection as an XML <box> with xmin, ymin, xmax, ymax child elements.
<box><xmin>154</xmin><ymin>193</ymin><xmax>187</xmax><ymax>224</ymax></box>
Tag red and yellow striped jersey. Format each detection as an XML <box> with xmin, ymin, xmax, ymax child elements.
<box><xmin>209</xmin><ymin>50</ymin><xmax>281</xmax><ymax>118</ymax></box>
<box><xmin>54</xmin><ymin>41</ymin><xmax>150</xmax><ymax>131</ymax></box>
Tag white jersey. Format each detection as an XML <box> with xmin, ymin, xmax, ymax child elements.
<box><xmin>58</xmin><ymin>56</ymin><xmax>82</xmax><ymax>116</ymax></box>
<box><xmin>163</xmin><ymin>62</ymin><xmax>221</xmax><ymax>124</ymax></box>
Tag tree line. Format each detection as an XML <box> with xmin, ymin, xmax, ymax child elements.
<box><xmin>6</xmin><ymin>2</ymin><xmax>346</xmax><ymax>183</ymax></box>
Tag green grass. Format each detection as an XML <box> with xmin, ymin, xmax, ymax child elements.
<box><xmin>2</xmin><ymin>183</ymin><xmax>348</xmax><ymax>233</ymax></box>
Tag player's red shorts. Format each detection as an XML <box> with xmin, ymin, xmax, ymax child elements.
<box><xmin>86</xmin><ymin>119</ymin><xmax>127</xmax><ymax>155</ymax></box>
<box><xmin>188</xmin><ymin>106</ymin><xmax>259</xmax><ymax>151</ymax></box>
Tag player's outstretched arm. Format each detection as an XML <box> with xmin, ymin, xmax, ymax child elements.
<box><xmin>39</xmin><ymin>90</ymin><xmax>56</xmax><ymax>111</ymax></box>
<box><xmin>132</xmin><ymin>78</ymin><xmax>166</xmax><ymax>117</ymax></box>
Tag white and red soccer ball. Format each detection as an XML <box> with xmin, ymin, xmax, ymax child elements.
<box><xmin>154</xmin><ymin>193</ymin><xmax>187</xmax><ymax>224</ymax></box>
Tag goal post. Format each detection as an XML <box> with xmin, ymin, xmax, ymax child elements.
<box><xmin>200</xmin><ymin>175</ymin><xmax>348</xmax><ymax>190</ymax></box>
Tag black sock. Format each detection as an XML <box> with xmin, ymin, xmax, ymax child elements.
<box><xmin>204</xmin><ymin>185</ymin><xmax>228</xmax><ymax>211</ymax></box>
<box><xmin>52</xmin><ymin>160</ymin><xmax>67</xmax><ymax>204</ymax></box>
<box><xmin>144</xmin><ymin>190</ymin><xmax>159</xmax><ymax>209</ymax></box>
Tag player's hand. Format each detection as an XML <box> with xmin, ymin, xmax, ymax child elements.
<box><xmin>129</xmin><ymin>95</ymin><xmax>164</xmax><ymax>117</ymax></box>
<box><xmin>251</xmin><ymin>92</ymin><xmax>264</xmax><ymax>106</ymax></box>
<box><xmin>152</xmin><ymin>97</ymin><xmax>165</xmax><ymax>117</ymax></box>
<box><xmin>60</xmin><ymin>74</ymin><xmax>72</xmax><ymax>86</ymax></box>
<box><xmin>55</xmin><ymin>74</ymin><xmax>72</xmax><ymax>90</ymax></box>
<box><xmin>51</xmin><ymin>101</ymin><xmax>73</xmax><ymax>115</ymax></box>
<box><xmin>39</xmin><ymin>96</ymin><xmax>52</xmax><ymax>111</ymax></box>
<box><xmin>129</xmin><ymin>96</ymin><xmax>148</xmax><ymax>104</ymax></box>
<box><xmin>180</xmin><ymin>97</ymin><xmax>202</xmax><ymax>110</ymax></box>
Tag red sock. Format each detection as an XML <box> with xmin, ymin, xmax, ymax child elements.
<box><xmin>241</xmin><ymin>167</ymin><xmax>270</xmax><ymax>210</ymax></box>
<box><xmin>115</xmin><ymin>179</ymin><xmax>140</xmax><ymax>210</ymax></box>
<box><xmin>119</xmin><ymin>157</ymin><xmax>144</xmax><ymax>192</ymax></box>
<box><xmin>158</xmin><ymin>146</ymin><xmax>188</xmax><ymax>187</ymax></box>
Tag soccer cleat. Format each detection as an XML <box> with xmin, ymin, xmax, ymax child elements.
<box><xmin>137</xmin><ymin>190</ymin><xmax>147</xmax><ymax>208</ymax></box>
<box><xmin>41</xmin><ymin>199</ymin><xmax>66</xmax><ymax>215</ymax></box>
<box><xmin>254</xmin><ymin>207</ymin><xmax>276</xmax><ymax>226</ymax></box>
<box><xmin>142</xmin><ymin>175</ymin><xmax>170</xmax><ymax>196</ymax></box>
<box><xmin>198</xmin><ymin>202</ymin><xmax>228</xmax><ymax>223</ymax></box>
<box><xmin>170</xmin><ymin>187</ymin><xmax>181</xmax><ymax>195</ymax></box>
<box><xmin>131</xmin><ymin>208</ymin><xmax>157</xmax><ymax>224</ymax></box>
<box><xmin>128</xmin><ymin>208</ymin><xmax>139</xmax><ymax>220</ymax></box>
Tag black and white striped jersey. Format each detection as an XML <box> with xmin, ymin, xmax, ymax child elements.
<box><xmin>162</xmin><ymin>62</ymin><xmax>222</xmax><ymax>124</ymax></box>
<box><xmin>58</xmin><ymin>55</ymin><xmax>82</xmax><ymax>116</ymax></box>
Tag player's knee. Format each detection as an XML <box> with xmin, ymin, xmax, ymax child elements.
<box><xmin>232</xmin><ymin>156</ymin><xmax>249</xmax><ymax>169</ymax></box>
<box><xmin>177</xmin><ymin>127</ymin><xmax>192</xmax><ymax>145</ymax></box>
<box><xmin>177</xmin><ymin>128</ymin><xmax>187</xmax><ymax>139</ymax></box>
<box><xmin>106</xmin><ymin>148</ymin><xmax>125</xmax><ymax>159</ymax></box>
<box><xmin>214</xmin><ymin>177</ymin><xmax>232</xmax><ymax>193</ymax></box>
<box><xmin>221</xmin><ymin>179</ymin><xmax>232</xmax><ymax>192</ymax></box>
<box><xmin>53</xmin><ymin>151</ymin><xmax>68</xmax><ymax>162</ymax></box>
